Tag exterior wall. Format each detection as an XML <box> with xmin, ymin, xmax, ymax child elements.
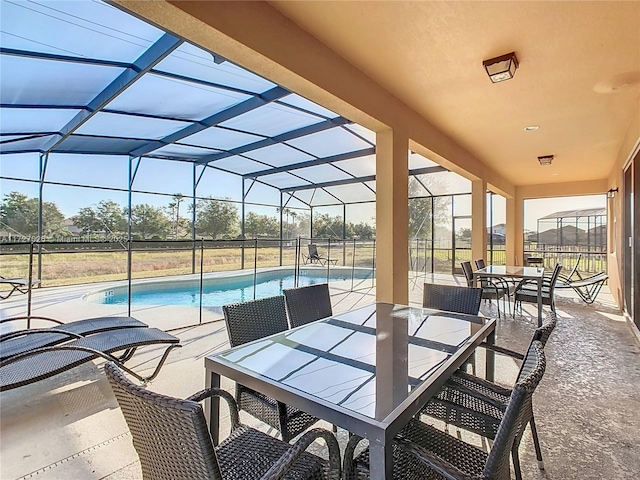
<box><xmin>607</xmin><ymin>96</ymin><xmax>640</xmax><ymax>311</ymax></box>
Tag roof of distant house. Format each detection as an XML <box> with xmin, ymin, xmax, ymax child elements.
<box><xmin>538</xmin><ymin>208</ymin><xmax>606</xmax><ymax>220</ymax></box>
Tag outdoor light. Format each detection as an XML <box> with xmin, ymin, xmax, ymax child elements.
<box><xmin>483</xmin><ymin>52</ymin><xmax>519</xmax><ymax>83</ymax></box>
<box><xmin>607</xmin><ymin>187</ymin><xmax>618</xmax><ymax>199</ymax></box>
<box><xmin>538</xmin><ymin>155</ymin><xmax>554</xmax><ymax>166</ymax></box>
<box><xmin>211</xmin><ymin>53</ymin><xmax>226</xmax><ymax>64</ymax></box>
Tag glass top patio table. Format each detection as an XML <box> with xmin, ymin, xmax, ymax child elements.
<box><xmin>204</xmin><ymin>302</ymin><xmax>496</xmax><ymax>479</ymax></box>
<box><xmin>474</xmin><ymin>265</ymin><xmax>546</xmax><ymax>326</ymax></box>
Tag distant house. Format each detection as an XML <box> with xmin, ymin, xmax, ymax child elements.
<box><xmin>64</xmin><ymin>218</ymin><xmax>83</xmax><ymax>236</ymax></box>
<box><xmin>530</xmin><ymin>208</ymin><xmax>607</xmax><ymax>248</ymax></box>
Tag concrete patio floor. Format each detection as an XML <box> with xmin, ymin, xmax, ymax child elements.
<box><xmin>1</xmin><ymin>275</ymin><xmax>639</xmax><ymax>479</ymax></box>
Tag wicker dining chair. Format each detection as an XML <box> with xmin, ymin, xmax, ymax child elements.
<box><xmin>419</xmin><ymin>311</ymin><xmax>557</xmax><ymax>480</ymax></box>
<box><xmin>222</xmin><ymin>295</ymin><xmax>320</xmax><ymax>442</ymax></box>
<box><xmin>461</xmin><ymin>261</ymin><xmax>509</xmax><ymax>318</ymax></box>
<box><xmin>104</xmin><ymin>362</ymin><xmax>341</xmax><ymax>480</ymax></box>
<box><xmin>422</xmin><ymin>283</ymin><xmax>482</xmax><ymax>316</ymax></box>
<box><xmin>514</xmin><ymin>263</ymin><xmax>563</xmax><ymax>315</ymax></box>
<box><xmin>283</xmin><ymin>283</ymin><xmax>333</xmax><ymax>329</ymax></box>
<box><xmin>343</xmin><ymin>341</ymin><xmax>546</xmax><ymax>480</ymax></box>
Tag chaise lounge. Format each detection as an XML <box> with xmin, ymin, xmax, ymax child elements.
<box><xmin>0</xmin><ymin>315</ymin><xmax>148</xmax><ymax>361</ymax></box>
<box><xmin>0</xmin><ymin>276</ymin><xmax>41</xmax><ymax>300</ymax></box>
<box><xmin>0</xmin><ymin>327</ymin><xmax>181</xmax><ymax>391</ymax></box>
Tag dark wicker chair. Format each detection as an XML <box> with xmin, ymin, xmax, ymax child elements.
<box><xmin>283</xmin><ymin>283</ymin><xmax>333</xmax><ymax>328</ymax></box>
<box><xmin>514</xmin><ymin>263</ymin><xmax>562</xmax><ymax>315</ymax></box>
<box><xmin>419</xmin><ymin>311</ymin><xmax>556</xmax><ymax>480</ymax></box>
<box><xmin>104</xmin><ymin>362</ymin><xmax>342</xmax><ymax>480</ymax></box>
<box><xmin>422</xmin><ymin>283</ymin><xmax>482</xmax><ymax>316</ymax></box>
<box><xmin>461</xmin><ymin>261</ymin><xmax>509</xmax><ymax>318</ymax></box>
<box><xmin>475</xmin><ymin>258</ymin><xmax>516</xmax><ymax>313</ymax></box>
<box><xmin>343</xmin><ymin>341</ymin><xmax>546</xmax><ymax>480</ymax></box>
<box><xmin>222</xmin><ymin>295</ymin><xmax>320</xmax><ymax>442</ymax></box>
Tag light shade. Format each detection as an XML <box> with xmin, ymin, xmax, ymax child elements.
<box><xmin>607</xmin><ymin>187</ymin><xmax>618</xmax><ymax>198</ymax></box>
<box><xmin>483</xmin><ymin>52</ymin><xmax>519</xmax><ymax>83</ymax></box>
<box><xmin>538</xmin><ymin>155</ymin><xmax>554</xmax><ymax>166</ymax></box>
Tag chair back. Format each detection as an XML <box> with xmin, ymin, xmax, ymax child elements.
<box><xmin>308</xmin><ymin>244</ymin><xmax>320</xmax><ymax>259</ymax></box>
<box><xmin>512</xmin><ymin>311</ymin><xmax>555</xmax><ymax>384</ymax></box>
<box><xmin>475</xmin><ymin>258</ymin><xmax>486</xmax><ymax>270</ymax></box>
<box><xmin>222</xmin><ymin>295</ymin><xmax>288</xmax><ymax>347</ymax></box>
<box><xmin>547</xmin><ymin>263</ymin><xmax>563</xmax><ymax>296</ymax></box>
<box><xmin>483</xmin><ymin>341</ymin><xmax>546</xmax><ymax>479</ymax></box>
<box><xmin>284</xmin><ymin>283</ymin><xmax>332</xmax><ymax>328</ymax></box>
<box><xmin>533</xmin><ymin>311</ymin><xmax>557</xmax><ymax>347</ymax></box>
<box><xmin>422</xmin><ymin>283</ymin><xmax>482</xmax><ymax>316</ymax></box>
<box><xmin>460</xmin><ymin>261</ymin><xmax>475</xmax><ymax>287</ymax></box>
<box><xmin>104</xmin><ymin>362</ymin><xmax>222</xmax><ymax>480</ymax></box>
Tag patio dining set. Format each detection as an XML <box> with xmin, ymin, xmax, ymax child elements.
<box><xmin>1</xmin><ymin>256</ymin><xmax>607</xmax><ymax>479</ymax></box>
<box><xmin>112</xmin><ymin>276</ymin><xmax>554</xmax><ymax>480</ymax></box>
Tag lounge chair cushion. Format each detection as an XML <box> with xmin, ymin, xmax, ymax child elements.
<box><xmin>0</xmin><ymin>316</ymin><xmax>147</xmax><ymax>361</ymax></box>
<box><xmin>0</xmin><ymin>327</ymin><xmax>179</xmax><ymax>391</ymax></box>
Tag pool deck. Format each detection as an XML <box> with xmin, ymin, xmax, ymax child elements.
<box><xmin>1</xmin><ymin>271</ymin><xmax>639</xmax><ymax>479</ymax></box>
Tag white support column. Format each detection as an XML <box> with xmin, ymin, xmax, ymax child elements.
<box><xmin>376</xmin><ymin>129</ymin><xmax>409</xmax><ymax>304</ymax></box>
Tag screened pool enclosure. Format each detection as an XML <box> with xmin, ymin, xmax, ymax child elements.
<box><xmin>1</xmin><ymin>0</ymin><xmax>491</xmax><ymax>313</ymax></box>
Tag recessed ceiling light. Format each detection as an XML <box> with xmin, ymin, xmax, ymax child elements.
<box><xmin>524</xmin><ymin>125</ymin><xmax>539</xmax><ymax>131</ymax></box>
<box><xmin>538</xmin><ymin>155</ymin><xmax>554</xmax><ymax>166</ymax></box>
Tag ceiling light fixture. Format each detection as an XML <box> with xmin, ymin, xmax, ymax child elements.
<box><xmin>607</xmin><ymin>187</ymin><xmax>618</xmax><ymax>199</ymax></box>
<box><xmin>483</xmin><ymin>52</ymin><xmax>519</xmax><ymax>83</ymax></box>
<box><xmin>524</xmin><ymin>125</ymin><xmax>539</xmax><ymax>132</ymax></box>
<box><xmin>538</xmin><ymin>155</ymin><xmax>554</xmax><ymax>166</ymax></box>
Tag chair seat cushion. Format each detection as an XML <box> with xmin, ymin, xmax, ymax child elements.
<box><xmin>216</xmin><ymin>425</ymin><xmax>325</xmax><ymax>480</ymax></box>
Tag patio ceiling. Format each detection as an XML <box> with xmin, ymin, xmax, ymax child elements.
<box><xmin>267</xmin><ymin>0</ymin><xmax>640</xmax><ymax>187</ymax></box>
<box><xmin>0</xmin><ymin>0</ymin><xmax>453</xmax><ymax>207</ymax></box>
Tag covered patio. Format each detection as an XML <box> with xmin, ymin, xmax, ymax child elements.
<box><xmin>1</xmin><ymin>1</ymin><xmax>639</xmax><ymax>479</ymax></box>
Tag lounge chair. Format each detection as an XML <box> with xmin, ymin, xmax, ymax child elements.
<box><xmin>302</xmin><ymin>244</ymin><xmax>337</xmax><ymax>266</ymax></box>
<box><xmin>0</xmin><ymin>327</ymin><xmax>180</xmax><ymax>391</ymax></box>
<box><xmin>0</xmin><ymin>315</ymin><xmax>147</xmax><ymax>361</ymax></box>
<box><xmin>0</xmin><ymin>276</ymin><xmax>41</xmax><ymax>300</ymax></box>
<box><xmin>561</xmin><ymin>271</ymin><xmax>609</xmax><ymax>304</ymax></box>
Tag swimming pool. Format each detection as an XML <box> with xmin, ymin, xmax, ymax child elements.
<box><xmin>86</xmin><ymin>268</ymin><xmax>374</xmax><ymax>307</ymax></box>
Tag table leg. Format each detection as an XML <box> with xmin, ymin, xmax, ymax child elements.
<box><xmin>537</xmin><ymin>278</ymin><xmax>543</xmax><ymax>327</ymax></box>
<box><xmin>485</xmin><ymin>329</ymin><xmax>496</xmax><ymax>382</ymax></box>
<box><xmin>205</xmin><ymin>369</ymin><xmax>221</xmax><ymax>445</ymax></box>
<box><xmin>368</xmin><ymin>440</ymin><xmax>393</xmax><ymax>480</ymax></box>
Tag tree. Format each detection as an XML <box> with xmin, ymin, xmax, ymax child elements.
<box><xmin>244</xmin><ymin>212</ymin><xmax>279</xmax><ymax>238</ymax></box>
<box><xmin>167</xmin><ymin>193</ymin><xmax>185</xmax><ymax>238</ymax></box>
<box><xmin>96</xmin><ymin>200</ymin><xmax>126</xmax><ymax>235</ymax></box>
<box><xmin>74</xmin><ymin>207</ymin><xmax>101</xmax><ymax>234</ymax></box>
<box><xmin>128</xmin><ymin>204</ymin><xmax>171</xmax><ymax>239</ymax></box>
<box><xmin>312</xmin><ymin>213</ymin><xmax>354</xmax><ymax>239</ymax></box>
<box><xmin>74</xmin><ymin>200</ymin><xmax>125</xmax><ymax>237</ymax></box>
<box><xmin>195</xmin><ymin>198</ymin><xmax>239</xmax><ymax>239</ymax></box>
<box><xmin>408</xmin><ymin>176</ymin><xmax>451</xmax><ymax>239</ymax></box>
<box><xmin>0</xmin><ymin>191</ymin><xmax>65</xmax><ymax>237</ymax></box>
<box><xmin>352</xmin><ymin>222</ymin><xmax>375</xmax><ymax>240</ymax></box>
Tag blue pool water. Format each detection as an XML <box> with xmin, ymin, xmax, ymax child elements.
<box><xmin>96</xmin><ymin>269</ymin><xmax>373</xmax><ymax>307</ymax></box>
